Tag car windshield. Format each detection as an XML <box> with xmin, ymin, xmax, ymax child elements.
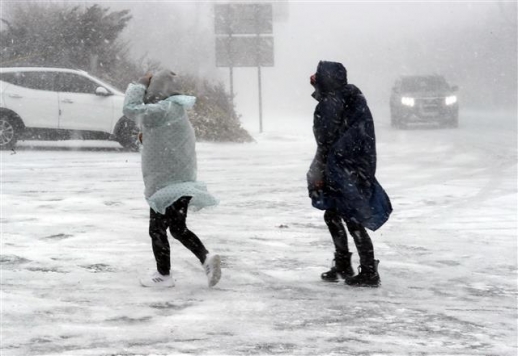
<box><xmin>400</xmin><ymin>76</ymin><xmax>450</xmax><ymax>92</ymax></box>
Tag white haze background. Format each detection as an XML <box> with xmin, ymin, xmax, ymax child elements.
<box><xmin>115</xmin><ymin>0</ymin><xmax>516</xmax><ymax>133</ymax></box>
<box><xmin>1</xmin><ymin>1</ymin><xmax>517</xmax><ymax>356</ymax></box>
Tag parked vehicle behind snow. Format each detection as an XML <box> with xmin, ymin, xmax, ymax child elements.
<box><xmin>390</xmin><ymin>75</ymin><xmax>459</xmax><ymax>129</ymax></box>
<box><xmin>0</xmin><ymin>67</ymin><xmax>139</xmax><ymax>150</ymax></box>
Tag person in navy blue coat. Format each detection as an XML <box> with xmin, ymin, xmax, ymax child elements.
<box><xmin>307</xmin><ymin>61</ymin><xmax>392</xmax><ymax>287</ymax></box>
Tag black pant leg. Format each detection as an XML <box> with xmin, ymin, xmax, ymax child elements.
<box><xmin>324</xmin><ymin>210</ymin><xmax>350</xmax><ymax>254</ymax></box>
<box><xmin>345</xmin><ymin>220</ymin><xmax>375</xmax><ymax>267</ymax></box>
<box><xmin>149</xmin><ymin>208</ymin><xmax>171</xmax><ymax>275</ymax></box>
<box><xmin>167</xmin><ymin>197</ymin><xmax>209</xmax><ymax>264</ymax></box>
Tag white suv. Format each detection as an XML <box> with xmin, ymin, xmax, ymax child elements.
<box><xmin>0</xmin><ymin>67</ymin><xmax>139</xmax><ymax>150</ymax></box>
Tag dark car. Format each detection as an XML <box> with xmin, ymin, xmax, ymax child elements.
<box><xmin>390</xmin><ymin>75</ymin><xmax>459</xmax><ymax>129</ymax></box>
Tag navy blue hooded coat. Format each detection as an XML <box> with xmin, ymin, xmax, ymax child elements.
<box><xmin>307</xmin><ymin>61</ymin><xmax>392</xmax><ymax>231</ymax></box>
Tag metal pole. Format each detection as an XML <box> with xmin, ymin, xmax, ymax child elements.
<box><xmin>229</xmin><ymin>65</ymin><xmax>234</xmax><ymax>105</ymax></box>
<box><xmin>228</xmin><ymin>32</ymin><xmax>234</xmax><ymax>113</ymax></box>
<box><xmin>258</xmin><ymin>64</ymin><xmax>263</xmax><ymax>133</ymax></box>
<box><xmin>255</xmin><ymin>5</ymin><xmax>263</xmax><ymax>133</ymax></box>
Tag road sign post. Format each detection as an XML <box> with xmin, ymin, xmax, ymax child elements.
<box><xmin>214</xmin><ymin>3</ymin><xmax>274</xmax><ymax>133</ymax></box>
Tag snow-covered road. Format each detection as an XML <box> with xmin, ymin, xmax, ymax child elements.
<box><xmin>2</xmin><ymin>111</ymin><xmax>516</xmax><ymax>355</ymax></box>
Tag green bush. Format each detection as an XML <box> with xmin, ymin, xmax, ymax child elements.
<box><xmin>175</xmin><ymin>75</ymin><xmax>253</xmax><ymax>142</ymax></box>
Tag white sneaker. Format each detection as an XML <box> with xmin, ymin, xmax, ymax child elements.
<box><xmin>140</xmin><ymin>271</ymin><xmax>175</xmax><ymax>288</ymax></box>
<box><xmin>203</xmin><ymin>254</ymin><xmax>222</xmax><ymax>287</ymax></box>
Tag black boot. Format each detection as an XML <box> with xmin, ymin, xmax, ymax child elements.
<box><xmin>321</xmin><ymin>252</ymin><xmax>354</xmax><ymax>282</ymax></box>
<box><xmin>345</xmin><ymin>260</ymin><xmax>380</xmax><ymax>287</ymax></box>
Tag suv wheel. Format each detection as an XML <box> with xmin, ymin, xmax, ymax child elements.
<box><xmin>116</xmin><ymin>117</ymin><xmax>140</xmax><ymax>151</ymax></box>
<box><xmin>0</xmin><ymin>115</ymin><xmax>19</xmax><ymax>150</ymax></box>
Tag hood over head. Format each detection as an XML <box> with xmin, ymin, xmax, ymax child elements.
<box><xmin>314</xmin><ymin>61</ymin><xmax>348</xmax><ymax>93</ymax></box>
<box><xmin>144</xmin><ymin>69</ymin><xmax>181</xmax><ymax>104</ymax></box>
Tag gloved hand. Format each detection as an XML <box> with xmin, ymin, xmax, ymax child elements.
<box><xmin>138</xmin><ymin>72</ymin><xmax>153</xmax><ymax>87</ymax></box>
<box><xmin>308</xmin><ymin>179</ymin><xmax>324</xmax><ymax>195</ymax></box>
<box><xmin>313</xmin><ymin>180</ymin><xmax>324</xmax><ymax>190</ymax></box>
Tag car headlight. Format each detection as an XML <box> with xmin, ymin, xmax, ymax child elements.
<box><xmin>445</xmin><ymin>95</ymin><xmax>457</xmax><ymax>105</ymax></box>
<box><xmin>401</xmin><ymin>97</ymin><xmax>415</xmax><ymax>107</ymax></box>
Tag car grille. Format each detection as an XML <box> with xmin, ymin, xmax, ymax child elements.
<box><xmin>418</xmin><ymin>97</ymin><xmax>445</xmax><ymax>115</ymax></box>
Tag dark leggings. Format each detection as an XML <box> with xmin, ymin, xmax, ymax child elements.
<box><xmin>149</xmin><ymin>196</ymin><xmax>208</xmax><ymax>275</ymax></box>
<box><xmin>324</xmin><ymin>209</ymin><xmax>375</xmax><ymax>266</ymax></box>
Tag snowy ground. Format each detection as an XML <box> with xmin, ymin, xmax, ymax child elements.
<box><xmin>1</xmin><ymin>110</ymin><xmax>517</xmax><ymax>356</ymax></box>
